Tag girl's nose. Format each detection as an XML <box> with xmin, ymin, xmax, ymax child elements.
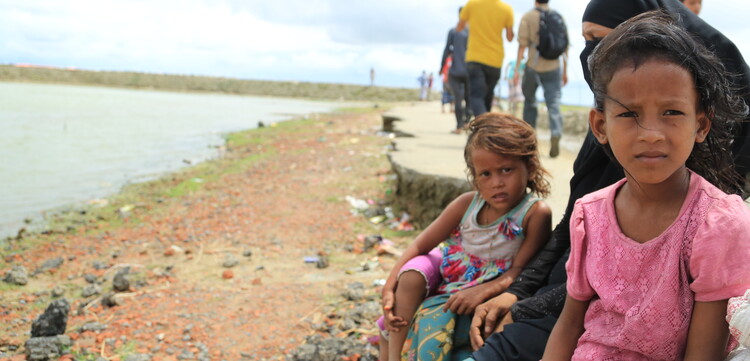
<box><xmin>636</xmin><ymin>117</ymin><xmax>667</xmax><ymax>143</ymax></box>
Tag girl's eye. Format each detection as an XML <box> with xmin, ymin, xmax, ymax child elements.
<box><xmin>616</xmin><ymin>111</ymin><xmax>638</xmax><ymax>118</ymax></box>
<box><xmin>664</xmin><ymin>109</ymin><xmax>685</xmax><ymax>116</ymax></box>
<box><xmin>501</xmin><ymin>168</ymin><xmax>513</xmax><ymax>174</ymax></box>
<box><xmin>480</xmin><ymin>171</ymin><xmax>490</xmax><ymax>177</ymax></box>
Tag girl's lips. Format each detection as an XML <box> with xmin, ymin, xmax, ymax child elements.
<box><xmin>635</xmin><ymin>151</ymin><xmax>667</xmax><ymax>163</ymax></box>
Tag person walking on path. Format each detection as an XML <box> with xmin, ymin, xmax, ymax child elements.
<box><xmin>418</xmin><ymin>71</ymin><xmax>429</xmax><ymax>101</ymax></box>
<box><xmin>515</xmin><ymin>0</ymin><xmax>568</xmax><ymax>158</ymax></box>
<box><xmin>457</xmin><ymin>0</ymin><xmax>515</xmax><ymax>117</ymax></box>
<box><xmin>442</xmin><ymin>7</ymin><xmax>471</xmax><ymax>133</ymax></box>
<box><xmin>505</xmin><ymin>59</ymin><xmax>525</xmax><ymax>117</ymax></box>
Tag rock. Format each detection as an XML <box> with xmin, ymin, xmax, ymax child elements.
<box><xmin>124</xmin><ymin>354</ymin><xmax>152</xmax><ymax>361</ymax></box>
<box><xmin>3</xmin><ymin>265</ymin><xmax>29</xmax><ymax>286</ymax></box>
<box><xmin>101</xmin><ymin>293</ymin><xmax>121</xmax><ymax>308</ymax></box>
<box><xmin>31</xmin><ymin>299</ymin><xmax>70</xmax><ymax>337</ymax></box>
<box><xmin>92</xmin><ymin>261</ymin><xmax>108</xmax><ymax>270</ymax></box>
<box><xmin>36</xmin><ymin>257</ymin><xmax>64</xmax><ymax>274</ymax></box>
<box><xmin>242</xmin><ymin>249</ymin><xmax>253</xmax><ymax>257</ymax></box>
<box><xmin>51</xmin><ymin>285</ymin><xmax>65</xmax><ymax>298</ymax></box>
<box><xmin>83</xmin><ymin>274</ymin><xmax>97</xmax><ymax>284</ymax></box>
<box><xmin>363</xmin><ymin>235</ymin><xmax>382</xmax><ymax>251</ymax></box>
<box><xmin>286</xmin><ymin>334</ymin><xmax>376</xmax><ymax>361</ymax></box>
<box><xmin>221</xmin><ymin>270</ymin><xmax>234</xmax><ymax>279</ymax></box>
<box><xmin>341</xmin><ymin>282</ymin><xmax>365</xmax><ymax>301</ymax></box>
<box><xmin>222</xmin><ymin>254</ymin><xmax>239</xmax><ymax>268</ymax></box>
<box><xmin>316</xmin><ymin>255</ymin><xmax>330</xmax><ymax>269</ymax></box>
<box><xmin>81</xmin><ymin>284</ymin><xmax>101</xmax><ymax>298</ymax></box>
<box><xmin>79</xmin><ymin>321</ymin><xmax>106</xmax><ymax>333</ymax></box>
<box><xmin>24</xmin><ymin>335</ymin><xmax>71</xmax><ymax>361</ymax></box>
<box><xmin>113</xmin><ymin>267</ymin><xmax>130</xmax><ymax>292</ymax></box>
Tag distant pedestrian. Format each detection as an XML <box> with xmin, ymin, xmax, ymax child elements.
<box><xmin>370</xmin><ymin>67</ymin><xmax>376</xmax><ymax>86</ymax></box>
<box><xmin>515</xmin><ymin>0</ymin><xmax>568</xmax><ymax>157</ymax></box>
<box><xmin>505</xmin><ymin>59</ymin><xmax>525</xmax><ymax>116</ymax></box>
<box><xmin>418</xmin><ymin>71</ymin><xmax>429</xmax><ymax>101</ymax></box>
<box><xmin>427</xmin><ymin>73</ymin><xmax>435</xmax><ymax>101</ymax></box>
<box><xmin>442</xmin><ymin>6</ymin><xmax>472</xmax><ymax>133</ymax></box>
<box><xmin>440</xmin><ymin>56</ymin><xmax>454</xmax><ymax>113</ymax></box>
<box><xmin>457</xmin><ymin>0</ymin><xmax>515</xmax><ymax>116</ymax></box>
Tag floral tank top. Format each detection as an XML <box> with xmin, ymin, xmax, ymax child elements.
<box><xmin>438</xmin><ymin>192</ymin><xmax>539</xmax><ymax>294</ymax></box>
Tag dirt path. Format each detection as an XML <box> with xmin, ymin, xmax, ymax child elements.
<box><xmin>0</xmin><ymin>110</ymin><xmax>399</xmax><ymax>360</ymax></box>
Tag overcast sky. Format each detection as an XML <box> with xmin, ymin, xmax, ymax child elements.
<box><xmin>2</xmin><ymin>0</ymin><xmax>749</xmax><ymax>105</ymax></box>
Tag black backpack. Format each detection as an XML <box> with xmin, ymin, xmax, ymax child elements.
<box><xmin>535</xmin><ymin>8</ymin><xmax>568</xmax><ymax>60</ymax></box>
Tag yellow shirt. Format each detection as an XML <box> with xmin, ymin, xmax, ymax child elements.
<box><xmin>460</xmin><ymin>0</ymin><xmax>514</xmax><ymax>68</ymax></box>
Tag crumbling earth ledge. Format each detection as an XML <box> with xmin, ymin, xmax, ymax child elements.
<box><xmin>387</xmin><ymin>154</ymin><xmax>471</xmax><ymax>229</ymax></box>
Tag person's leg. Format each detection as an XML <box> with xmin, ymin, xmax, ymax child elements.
<box><xmin>471</xmin><ymin>316</ymin><xmax>558</xmax><ymax>361</ymax></box>
<box><xmin>387</xmin><ymin>270</ymin><xmax>428</xmax><ymax>360</ymax></box>
<box><xmin>450</xmin><ymin>74</ymin><xmax>467</xmax><ymax>131</ymax></box>
<box><xmin>467</xmin><ymin>62</ymin><xmax>488</xmax><ymax>116</ymax></box>
<box><xmin>483</xmin><ymin>65</ymin><xmax>501</xmax><ymax>113</ymax></box>
<box><xmin>521</xmin><ymin>67</ymin><xmax>540</xmax><ymax>129</ymax></box>
<box><xmin>538</xmin><ymin>68</ymin><xmax>564</xmax><ymax>157</ymax></box>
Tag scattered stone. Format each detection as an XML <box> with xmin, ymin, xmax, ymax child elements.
<box><xmin>101</xmin><ymin>292</ymin><xmax>121</xmax><ymax>308</ymax></box>
<box><xmin>222</xmin><ymin>270</ymin><xmax>234</xmax><ymax>279</ymax></box>
<box><xmin>83</xmin><ymin>274</ymin><xmax>97</xmax><ymax>284</ymax></box>
<box><xmin>341</xmin><ymin>282</ymin><xmax>365</xmax><ymax>301</ymax></box>
<box><xmin>316</xmin><ymin>255</ymin><xmax>330</xmax><ymax>269</ymax></box>
<box><xmin>222</xmin><ymin>254</ymin><xmax>239</xmax><ymax>268</ymax></box>
<box><xmin>251</xmin><ymin>278</ymin><xmax>262</xmax><ymax>285</ymax></box>
<box><xmin>164</xmin><ymin>248</ymin><xmax>176</xmax><ymax>257</ymax></box>
<box><xmin>363</xmin><ymin>235</ymin><xmax>382</xmax><ymax>251</ymax></box>
<box><xmin>113</xmin><ymin>267</ymin><xmax>130</xmax><ymax>292</ymax></box>
<box><xmin>124</xmin><ymin>353</ymin><xmax>152</xmax><ymax>361</ymax></box>
<box><xmin>31</xmin><ymin>299</ymin><xmax>70</xmax><ymax>337</ymax></box>
<box><xmin>92</xmin><ymin>261</ymin><xmax>108</xmax><ymax>270</ymax></box>
<box><xmin>81</xmin><ymin>284</ymin><xmax>101</xmax><ymax>298</ymax></box>
<box><xmin>3</xmin><ymin>265</ymin><xmax>29</xmax><ymax>286</ymax></box>
<box><xmin>79</xmin><ymin>321</ymin><xmax>106</xmax><ymax>333</ymax></box>
<box><xmin>51</xmin><ymin>285</ymin><xmax>65</xmax><ymax>298</ymax></box>
<box><xmin>36</xmin><ymin>257</ymin><xmax>64</xmax><ymax>274</ymax></box>
<box><xmin>242</xmin><ymin>249</ymin><xmax>253</xmax><ymax>257</ymax></box>
<box><xmin>24</xmin><ymin>335</ymin><xmax>71</xmax><ymax>361</ymax></box>
<box><xmin>177</xmin><ymin>348</ymin><xmax>195</xmax><ymax>360</ymax></box>
<box><xmin>286</xmin><ymin>334</ymin><xmax>376</xmax><ymax>361</ymax></box>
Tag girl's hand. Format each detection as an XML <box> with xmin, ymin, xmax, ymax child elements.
<box><xmin>381</xmin><ymin>288</ymin><xmax>407</xmax><ymax>332</ymax></box>
<box><xmin>443</xmin><ymin>285</ymin><xmax>491</xmax><ymax>315</ymax></box>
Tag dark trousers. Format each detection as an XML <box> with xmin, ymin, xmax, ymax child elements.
<box><xmin>471</xmin><ymin>316</ymin><xmax>556</xmax><ymax>361</ymax></box>
<box><xmin>449</xmin><ymin>73</ymin><xmax>470</xmax><ymax>129</ymax></box>
<box><xmin>467</xmin><ymin>61</ymin><xmax>501</xmax><ymax>116</ymax></box>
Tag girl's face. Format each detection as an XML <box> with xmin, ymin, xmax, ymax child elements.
<box><xmin>471</xmin><ymin>148</ymin><xmax>530</xmax><ymax>214</ymax></box>
<box><xmin>590</xmin><ymin>59</ymin><xmax>710</xmax><ymax>187</ymax></box>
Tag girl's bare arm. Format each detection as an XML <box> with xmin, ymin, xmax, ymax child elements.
<box><xmin>684</xmin><ymin>300</ymin><xmax>730</xmax><ymax>361</ymax></box>
<box><xmin>542</xmin><ymin>295</ymin><xmax>588</xmax><ymax>361</ymax></box>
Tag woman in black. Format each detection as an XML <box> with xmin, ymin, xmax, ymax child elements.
<box><xmin>470</xmin><ymin>1</ymin><xmax>750</xmax><ymax>360</ymax></box>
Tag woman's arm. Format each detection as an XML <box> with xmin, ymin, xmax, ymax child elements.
<box><xmin>542</xmin><ymin>295</ymin><xmax>588</xmax><ymax>361</ymax></box>
<box><xmin>684</xmin><ymin>300</ymin><xmax>730</xmax><ymax>361</ymax></box>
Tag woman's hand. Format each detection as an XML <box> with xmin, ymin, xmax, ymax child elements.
<box><xmin>443</xmin><ymin>283</ymin><xmax>493</xmax><ymax>315</ymax></box>
<box><xmin>469</xmin><ymin>292</ymin><xmax>518</xmax><ymax>350</ymax></box>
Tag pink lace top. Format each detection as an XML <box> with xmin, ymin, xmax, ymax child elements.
<box><xmin>567</xmin><ymin>172</ymin><xmax>750</xmax><ymax>360</ymax></box>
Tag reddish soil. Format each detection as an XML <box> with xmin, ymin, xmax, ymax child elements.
<box><xmin>0</xmin><ymin>111</ymin><xmax>405</xmax><ymax>360</ymax></box>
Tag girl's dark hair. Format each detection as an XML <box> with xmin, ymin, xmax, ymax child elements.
<box><xmin>464</xmin><ymin>113</ymin><xmax>551</xmax><ymax>198</ymax></box>
<box><xmin>588</xmin><ymin>10</ymin><xmax>748</xmax><ymax>195</ymax></box>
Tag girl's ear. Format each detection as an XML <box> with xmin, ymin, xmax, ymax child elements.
<box><xmin>695</xmin><ymin>112</ymin><xmax>711</xmax><ymax>143</ymax></box>
<box><xmin>589</xmin><ymin>108</ymin><xmax>608</xmax><ymax>144</ymax></box>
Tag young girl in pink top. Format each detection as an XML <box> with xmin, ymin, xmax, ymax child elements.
<box><xmin>543</xmin><ymin>11</ymin><xmax>750</xmax><ymax>361</ymax></box>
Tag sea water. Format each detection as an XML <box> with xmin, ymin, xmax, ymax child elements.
<box><xmin>0</xmin><ymin>82</ymin><xmax>343</xmax><ymax>238</ymax></box>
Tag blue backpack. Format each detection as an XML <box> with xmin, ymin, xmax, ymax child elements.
<box><xmin>536</xmin><ymin>8</ymin><xmax>568</xmax><ymax>60</ymax></box>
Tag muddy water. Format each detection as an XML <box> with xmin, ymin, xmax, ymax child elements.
<box><xmin>0</xmin><ymin>82</ymin><xmax>341</xmax><ymax>237</ymax></box>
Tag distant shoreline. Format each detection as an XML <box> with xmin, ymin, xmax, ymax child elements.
<box><xmin>0</xmin><ymin>64</ymin><xmax>419</xmax><ymax>102</ymax></box>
